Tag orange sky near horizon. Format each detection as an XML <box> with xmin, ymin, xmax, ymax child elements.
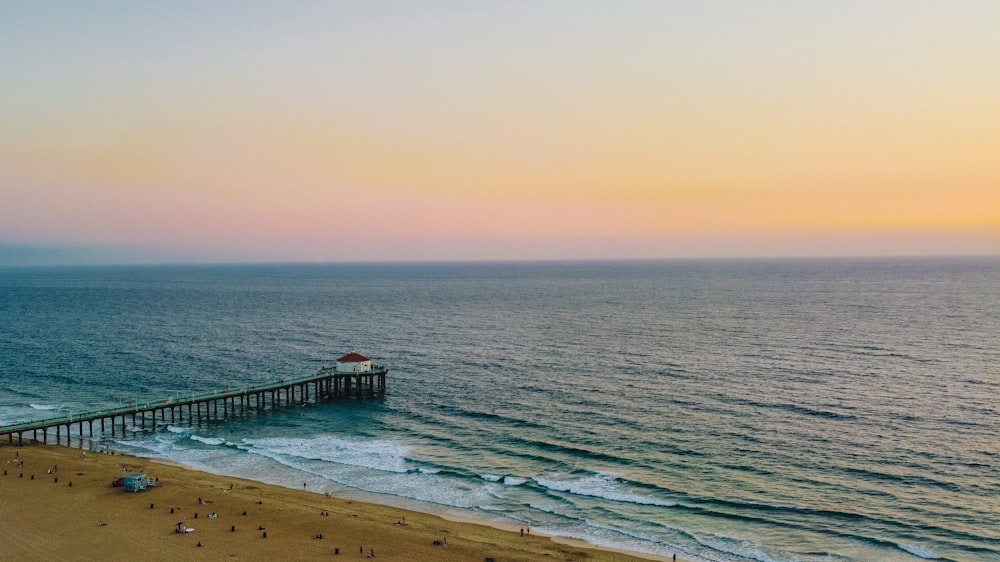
<box><xmin>1</xmin><ymin>2</ymin><xmax>998</xmax><ymax>263</ymax></box>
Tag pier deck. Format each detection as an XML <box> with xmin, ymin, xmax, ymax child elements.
<box><xmin>0</xmin><ymin>366</ymin><xmax>387</xmax><ymax>446</ymax></box>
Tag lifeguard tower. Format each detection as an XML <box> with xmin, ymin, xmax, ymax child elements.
<box><xmin>123</xmin><ymin>473</ymin><xmax>153</xmax><ymax>492</ymax></box>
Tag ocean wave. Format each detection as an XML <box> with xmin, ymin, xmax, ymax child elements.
<box><xmin>435</xmin><ymin>404</ymin><xmax>547</xmax><ymax>431</ymax></box>
<box><xmin>718</xmin><ymin>397</ymin><xmax>857</xmax><ymax>421</ymax></box>
<box><xmin>694</xmin><ymin>533</ymin><xmax>793</xmax><ymax>562</ymax></box>
<box><xmin>480</xmin><ymin>474</ymin><xmax>527</xmax><ymax>486</ymax></box>
<box><xmin>190</xmin><ymin>435</ymin><xmax>225</xmax><ymax>446</ymax></box>
<box><xmin>29</xmin><ymin>403</ymin><xmax>61</xmax><ymax>411</ymax></box>
<box><xmin>243</xmin><ymin>435</ymin><xmax>410</xmax><ymax>474</ymax></box>
<box><xmin>166</xmin><ymin>425</ymin><xmax>192</xmax><ymax>434</ymax></box>
<box><xmin>897</xmin><ymin>543</ymin><xmax>941</xmax><ymax>559</ymax></box>
<box><xmin>526</xmin><ymin>517</ymin><xmax>688</xmax><ymax>562</ymax></box>
<box><xmin>507</xmin><ymin>435</ymin><xmax>647</xmax><ymax>465</ymax></box>
<box><xmin>837</xmin><ymin>465</ymin><xmax>964</xmax><ymax>493</ymax></box>
<box><xmin>535</xmin><ymin>472</ymin><xmax>676</xmax><ymax>507</ymax></box>
<box><xmin>527</xmin><ymin>502</ymin><xmax>566</xmax><ymax>516</ymax></box>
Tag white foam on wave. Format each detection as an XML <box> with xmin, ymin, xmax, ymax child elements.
<box><xmin>106</xmin><ymin>430</ymin><xmax>263</xmax><ymax>478</ymax></box>
<box><xmin>534</xmin><ymin>472</ymin><xmax>675</xmax><ymax>507</ymax></box>
<box><xmin>102</xmin><ymin>434</ymin><xmax>686</xmax><ymax>561</ymax></box>
<box><xmin>897</xmin><ymin>543</ymin><xmax>940</xmax><ymax>559</ymax></box>
<box><xmin>347</xmin><ymin>469</ymin><xmax>497</xmax><ymax>510</ymax></box>
<box><xmin>110</xmin><ymin>433</ymin><xmax>180</xmax><ymax>459</ymax></box>
<box><xmin>243</xmin><ymin>435</ymin><xmax>410</xmax><ymax>474</ymax></box>
<box><xmin>29</xmin><ymin>404</ymin><xmax>61</xmax><ymax>411</ymax></box>
<box><xmin>528</xmin><ymin>502</ymin><xmax>564</xmax><ymax>516</ymax></box>
<box><xmin>166</xmin><ymin>425</ymin><xmax>192</xmax><ymax>434</ymax></box>
<box><xmin>694</xmin><ymin>533</ymin><xmax>791</xmax><ymax>562</ymax></box>
<box><xmin>481</xmin><ymin>474</ymin><xmax>526</xmax><ymax>486</ymax></box>
<box><xmin>230</xmin><ymin>436</ymin><xmax>505</xmax><ymax>511</ymax></box>
<box><xmin>190</xmin><ymin>435</ymin><xmax>225</xmax><ymax>446</ymax></box>
<box><xmin>522</xmin><ymin>516</ymin><xmax>682</xmax><ymax>562</ymax></box>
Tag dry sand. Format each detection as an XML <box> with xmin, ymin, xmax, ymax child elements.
<box><xmin>1</xmin><ymin>444</ymin><xmax>682</xmax><ymax>561</ymax></box>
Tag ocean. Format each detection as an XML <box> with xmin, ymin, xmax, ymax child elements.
<box><xmin>1</xmin><ymin>258</ymin><xmax>997</xmax><ymax>562</ymax></box>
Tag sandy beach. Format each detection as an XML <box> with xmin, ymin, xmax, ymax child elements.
<box><xmin>0</xmin><ymin>444</ymin><xmax>680</xmax><ymax>561</ymax></box>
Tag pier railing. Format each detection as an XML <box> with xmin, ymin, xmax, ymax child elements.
<box><xmin>0</xmin><ymin>367</ymin><xmax>387</xmax><ymax>446</ymax></box>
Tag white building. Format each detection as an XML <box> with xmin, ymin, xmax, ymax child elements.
<box><xmin>335</xmin><ymin>352</ymin><xmax>373</xmax><ymax>374</ymax></box>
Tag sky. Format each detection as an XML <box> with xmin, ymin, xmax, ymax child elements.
<box><xmin>1</xmin><ymin>1</ymin><xmax>998</xmax><ymax>265</ymax></box>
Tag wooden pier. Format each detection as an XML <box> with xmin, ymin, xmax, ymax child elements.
<box><xmin>0</xmin><ymin>366</ymin><xmax>387</xmax><ymax>447</ymax></box>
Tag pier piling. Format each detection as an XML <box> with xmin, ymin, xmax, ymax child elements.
<box><xmin>1</xmin><ymin>366</ymin><xmax>387</xmax><ymax>446</ymax></box>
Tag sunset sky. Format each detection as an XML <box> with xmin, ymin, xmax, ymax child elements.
<box><xmin>2</xmin><ymin>1</ymin><xmax>998</xmax><ymax>265</ymax></box>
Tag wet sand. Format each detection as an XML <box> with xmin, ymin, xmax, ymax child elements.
<box><xmin>0</xmin><ymin>444</ymin><xmax>682</xmax><ymax>561</ymax></box>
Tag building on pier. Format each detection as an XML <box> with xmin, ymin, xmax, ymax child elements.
<box><xmin>335</xmin><ymin>352</ymin><xmax>373</xmax><ymax>373</ymax></box>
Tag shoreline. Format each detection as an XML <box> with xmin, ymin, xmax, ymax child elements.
<box><xmin>147</xmin><ymin>451</ymin><xmax>683</xmax><ymax>562</ymax></box>
<box><xmin>1</xmin><ymin>443</ymin><xmax>686</xmax><ymax>561</ymax></box>
<box><xmin>436</xmin><ymin>513</ymin><xmax>678</xmax><ymax>562</ymax></box>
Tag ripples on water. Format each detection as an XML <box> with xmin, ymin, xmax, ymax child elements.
<box><xmin>1</xmin><ymin>258</ymin><xmax>998</xmax><ymax>561</ymax></box>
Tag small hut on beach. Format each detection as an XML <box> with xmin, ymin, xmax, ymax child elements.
<box><xmin>123</xmin><ymin>473</ymin><xmax>150</xmax><ymax>492</ymax></box>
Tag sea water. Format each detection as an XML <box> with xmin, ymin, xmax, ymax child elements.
<box><xmin>1</xmin><ymin>258</ymin><xmax>997</xmax><ymax>562</ymax></box>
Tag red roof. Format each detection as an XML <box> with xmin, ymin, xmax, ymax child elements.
<box><xmin>337</xmin><ymin>352</ymin><xmax>370</xmax><ymax>363</ymax></box>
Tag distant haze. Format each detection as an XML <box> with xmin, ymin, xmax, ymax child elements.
<box><xmin>2</xmin><ymin>2</ymin><xmax>998</xmax><ymax>266</ymax></box>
